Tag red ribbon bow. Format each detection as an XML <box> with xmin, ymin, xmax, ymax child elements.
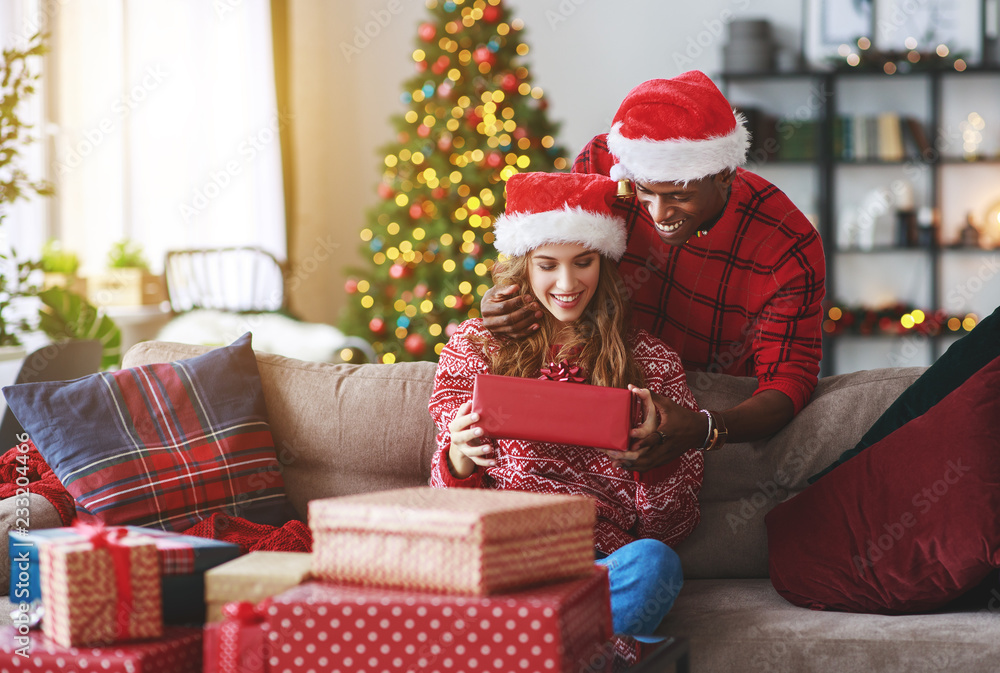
<box><xmin>219</xmin><ymin>601</ymin><xmax>269</xmax><ymax>673</ymax></box>
<box><xmin>73</xmin><ymin>522</ymin><xmax>134</xmax><ymax>639</ymax></box>
<box><xmin>540</xmin><ymin>360</ymin><xmax>585</xmax><ymax>383</ymax></box>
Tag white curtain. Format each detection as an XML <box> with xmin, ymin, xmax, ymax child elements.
<box><xmin>52</xmin><ymin>0</ymin><xmax>285</xmax><ymax>275</ymax></box>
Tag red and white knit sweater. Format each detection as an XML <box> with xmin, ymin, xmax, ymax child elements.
<box><xmin>428</xmin><ymin>319</ymin><xmax>704</xmax><ymax>554</ymax></box>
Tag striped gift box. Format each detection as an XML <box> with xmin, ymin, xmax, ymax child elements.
<box><xmin>309</xmin><ymin>487</ymin><xmax>595</xmax><ymax>595</ymax></box>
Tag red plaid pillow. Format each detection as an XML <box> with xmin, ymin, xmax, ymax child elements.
<box><xmin>3</xmin><ymin>333</ymin><xmax>294</xmax><ymax>531</ymax></box>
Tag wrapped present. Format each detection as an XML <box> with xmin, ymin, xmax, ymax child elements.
<box><xmin>10</xmin><ymin>526</ymin><xmax>241</xmax><ymax>624</ymax></box>
<box><xmin>0</xmin><ymin>625</ymin><xmax>202</xmax><ymax>672</ymax></box>
<box><xmin>204</xmin><ymin>551</ymin><xmax>311</xmax><ymax>623</ymax></box>
<box><xmin>266</xmin><ymin>566</ymin><xmax>613</xmax><ymax>673</ymax></box>
<box><xmin>203</xmin><ymin>602</ymin><xmax>269</xmax><ymax>673</ymax></box>
<box><xmin>310</xmin><ymin>487</ymin><xmax>595</xmax><ymax>595</ymax></box>
<box><xmin>471</xmin><ymin>373</ymin><xmax>644</xmax><ymax>451</ymax></box>
<box><xmin>40</xmin><ymin>525</ymin><xmax>163</xmax><ymax>647</ymax></box>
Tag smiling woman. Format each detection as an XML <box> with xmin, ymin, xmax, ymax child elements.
<box><xmin>46</xmin><ymin>0</ymin><xmax>286</xmax><ymax>276</ymax></box>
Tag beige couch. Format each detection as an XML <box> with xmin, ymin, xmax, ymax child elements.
<box><xmin>3</xmin><ymin>340</ymin><xmax>999</xmax><ymax>671</ymax></box>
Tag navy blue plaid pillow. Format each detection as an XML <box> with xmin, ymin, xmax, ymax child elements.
<box><xmin>3</xmin><ymin>333</ymin><xmax>293</xmax><ymax>531</ymax></box>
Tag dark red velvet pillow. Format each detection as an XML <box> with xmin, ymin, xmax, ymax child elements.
<box><xmin>766</xmin><ymin>353</ymin><xmax>1000</xmax><ymax>614</ymax></box>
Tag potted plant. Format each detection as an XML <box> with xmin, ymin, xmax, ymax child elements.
<box><xmin>87</xmin><ymin>238</ymin><xmax>166</xmax><ymax>307</ymax></box>
<box><xmin>39</xmin><ymin>238</ymin><xmax>86</xmax><ymax>295</ymax></box>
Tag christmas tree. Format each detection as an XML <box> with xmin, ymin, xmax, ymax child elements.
<box><xmin>341</xmin><ymin>0</ymin><xmax>567</xmax><ymax>363</ymax></box>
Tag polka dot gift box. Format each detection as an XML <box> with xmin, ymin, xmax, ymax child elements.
<box><xmin>0</xmin><ymin>625</ymin><xmax>203</xmax><ymax>673</ymax></box>
<box><xmin>309</xmin><ymin>487</ymin><xmax>596</xmax><ymax>596</ymax></box>
<box><xmin>265</xmin><ymin>567</ymin><xmax>613</xmax><ymax>673</ymax></box>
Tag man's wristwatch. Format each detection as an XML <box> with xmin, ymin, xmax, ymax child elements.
<box><xmin>698</xmin><ymin>409</ymin><xmax>728</xmax><ymax>452</ymax></box>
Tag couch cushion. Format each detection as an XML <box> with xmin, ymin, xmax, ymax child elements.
<box><xmin>658</xmin><ymin>579</ymin><xmax>1000</xmax><ymax>673</ymax></box>
<box><xmin>123</xmin><ymin>341</ymin><xmax>438</xmax><ymax>519</ymax></box>
<box><xmin>765</xmin><ymin>353</ymin><xmax>1000</xmax><ymax>614</ymax></box>
<box><xmin>4</xmin><ymin>333</ymin><xmax>292</xmax><ymax>531</ymax></box>
<box><xmin>678</xmin><ymin>367</ymin><xmax>925</xmax><ymax>579</ymax></box>
<box><xmin>810</xmin><ymin>305</ymin><xmax>1000</xmax><ymax>482</ymax></box>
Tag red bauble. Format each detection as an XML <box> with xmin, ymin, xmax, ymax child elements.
<box><xmin>369</xmin><ymin>317</ymin><xmax>386</xmax><ymax>334</ymax></box>
<box><xmin>397</xmin><ymin>132</ymin><xmax>410</xmax><ymax>143</ymax></box>
<box><xmin>377</xmin><ymin>183</ymin><xmax>394</xmax><ymax>199</ymax></box>
<box><xmin>409</xmin><ymin>203</ymin><xmax>423</xmax><ymax>219</ymax></box>
<box><xmin>501</xmin><ymin>73</ymin><xmax>518</xmax><ymax>92</ymax></box>
<box><xmin>415</xmin><ymin>283</ymin><xmax>428</xmax><ymax>298</ymax></box>
<box><xmin>345</xmin><ymin>278</ymin><xmax>359</xmax><ymax>294</ymax></box>
<box><xmin>415</xmin><ymin>60</ymin><xmax>427</xmax><ymax>73</ymax></box>
<box><xmin>431</xmin><ymin>62</ymin><xmax>446</xmax><ymax>75</ymax></box>
<box><xmin>486</xmin><ymin>152</ymin><xmax>502</xmax><ymax>167</ymax></box>
<box><xmin>473</xmin><ymin>47</ymin><xmax>495</xmax><ymax>65</ymax></box>
<box><xmin>417</xmin><ymin>124</ymin><xmax>430</xmax><ymax>137</ymax></box>
<box><xmin>437</xmin><ymin>82</ymin><xmax>453</xmax><ymax>98</ymax></box>
<box><xmin>437</xmin><ymin>135</ymin><xmax>452</xmax><ymax>151</ymax></box>
<box><xmin>466</xmin><ymin>111</ymin><xmax>482</xmax><ymax>127</ymax></box>
<box><xmin>418</xmin><ymin>22</ymin><xmax>436</xmax><ymax>42</ymax></box>
<box><xmin>404</xmin><ymin>332</ymin><xmax>426</xmax><ymax>355</ymax></box>
<box><xmin>432</xmin><ymin>187</ymin><xmax>447</xmax><ymax>199</ymax></box>
<box><xmin>513</xmin><ymin>127</ymin><xmax>527</xmax><ymax>139</ymax></box>
<box><xmin>389</xmin><ymin>264</ymin><xmax>407</xmax><ymax>279</ymax></box>
<box><xmin>482</xmin><ymin>5</ymin><xmax>500</xmax><ymax>22</ymax></box>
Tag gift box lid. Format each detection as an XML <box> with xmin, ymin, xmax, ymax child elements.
<box><xmin>204</xmin><ymin>551</ymin><xmax>312</xmax><ymax>604</ymax></box>
<box><xmin>308</xmin><ymin>487</ymin><xmax>595</xmax><ymax>542</ymax></box>
<box><xmin>9</xmin><ymin>525</ymin><xmax>241</xmax><ymax>575</ymax></box>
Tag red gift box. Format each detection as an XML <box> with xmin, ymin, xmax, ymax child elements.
<box><xmin>310</xmin><ymin>487</ymin><xmax>595</xmax><ymax>595</ymax></box>
<box><xmin>471</xmin><ymin>373</ymin><xmax>643</xmax><ymax>451</ymax></box>
<box><xmin>265</xmin><ymin>567</ymin><xmax>614</xmax><ymax>673</ymax></box>
<box><xmin>203</xmin><ymin>602</ymin><xmax>269</xmax><ymax>673</ymax></box>
<box><xmin>0</xmin><ymin>626</ymin><xmax>202</xmax><ymax>672</ymax></box>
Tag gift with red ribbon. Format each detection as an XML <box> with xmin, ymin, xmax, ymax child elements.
<box><xmin>471</xmin><ymin>372</ymin><xmax>644</xmax><ymax>451</ymax></box>
<box><xmin>39</xmin><ymin>522</ymin><xmax>163</xmax><ymax>647</ymax></box>
<box><xmin>203</xmin><ymin>601</ymin><xmax>269</xmax><ymax>673</ymax></box>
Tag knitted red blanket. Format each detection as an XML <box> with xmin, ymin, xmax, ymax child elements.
<box><xmin>0</xmin><ymin>441</ymin><xmax>311</xmax><ymax>552</ymax></box>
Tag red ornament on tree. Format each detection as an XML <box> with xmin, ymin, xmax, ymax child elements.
<box><xmin>404</xmin><ymin>333</ymin><xmax>427</xmax><ymax>356</ymax></box>
<box><xmin>417</xmin><ymin>124</ymin><xmax>431</xmax><ymax>138</ymax></box>
<box><xmin>345</xmin><ymin>279</ymin><xmax>359</xmax><ymax>294</ymax></box>
<box><xmin>369</xmin><ymin>317</ymin><xmax>386</xmax><ymax>334</ymax></box>
<box><xmin>482</xmin><ymin>5</ymin><xmax>500</xmax><ymax>22</ymax></box>
<box><xmin>409</xmin><ymin>203</ymin><xmax>423</xmax><ymax>219</ymax></box>
<box><xmin>432</xmin><ymin>187</ymin><xmax>446</xmax><ymax>199</ymax></box>
<box><xmin>438</xmin><ymin>134</ymin><xmax>452</xmax><ymax>151</ymax></box>
<box><xmin>432</xmin><ymin>55</ymin><xmax>450</xmax><ymax>75</ymax></box>
<box><xmin>501</xmin><ymin>73</ymin><xmax>518</xmax><ymax>92</ymax></box>
<box><xmin>415</xmin><ymin>60</ymin><xmax>427</xmax><ymax>73</ymax></box>
<box><xmin>377</xmin><ymin>183</ymin><xmax>394</xmax><ymax>199</ymax></box>
<box><xmin>486</xmin><ymin>152</ymin><xmax>502</xmax><ymax>167</ymax></box>
<box><xmin>389</xmin><ymin>264</ymin><xmax>407</xmax><ymax>279</ymax></box>
<box><xmin>473</xmin><ymin>47</ymin><xmax>495</xmax><ymax>66</ymax></box>
<box><xmin>466</xmin><ymin>110</ymin><xmax>482</xmax><ymax>128</ymax></box>
<box><xmin>418</xmin><ymin>22</ymin><xmax>436</xmax><ymax>42</ymax></box>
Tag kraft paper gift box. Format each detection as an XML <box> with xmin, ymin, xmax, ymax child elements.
<box><xmin>203</xmin><ymin>551</ymin><xmax>312</xmax><ymax>623</ymax></box>
<box><xmin>265</xmin><ymin>567</ymin><xmax>614</xmax><ymax>673</ymax></box>
<box><xmin>471</xmin><ymin>373</ymin><xmax>643</xmax><ymax>452</ymax></box>
<box><xmin>9</xmin><ymin>526</ymin><xmax>241</xmax><ymax>624</ymax></box>
<box><xmin>39</xmin><ymin>526</ymin><xmax>163</xmax><ymax>648</ymax></box>
<box><xmin>309</xmin><ymin>486</ymin><xmax>596</xmax><ymax>595</ymax></box>
<box><xmin>0</xmin><ymin>625</ymin><xmax>202</xmax><ymax>673</ymax></box>
<box><xmin>202</xmin><ymin>602</ymin><xmax>269</xmax><ymax>673</ymax></box>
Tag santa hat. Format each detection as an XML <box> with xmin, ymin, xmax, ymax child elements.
<box><xmin>493</xmin><ymin>172</ymin><xmax>626</xmax><ymax>261</ymax></box>
<box><xmin>607</xmin><ymin>71</ymin><xmax>749</xmax><ymax>185</ymax></box>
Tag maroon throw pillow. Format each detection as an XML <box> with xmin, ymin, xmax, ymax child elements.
<box><xmin>765</xmin><ymin>353</ymin><xmax>1000</xmax><ymax>614</ymax></box>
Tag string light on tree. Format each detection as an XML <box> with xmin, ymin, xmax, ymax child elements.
<box><xmin>341</xmin><ymin>0</ymin><xmax>567</xmax><ymax>362</ymax></box>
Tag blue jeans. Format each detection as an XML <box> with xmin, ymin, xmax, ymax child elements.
<box><xmin>595</xmin><ymin>539</ymin><xmax>683</xmax><ymax>635</ymax></box>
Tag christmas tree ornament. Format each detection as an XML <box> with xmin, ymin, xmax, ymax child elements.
<box><xmin>369</xmin><ymin>317</ymin><xmax>386</xmax><ymax>335</ymax></box>
<box><xmin>418</xmin><ymin>22</ymin><xmax>437</xmax><ymax>41</ymax></box>
<box><xmin>502</xmin><ymin>73</ymin><xmax>518</xmax><ymax>92</ymax></box>
<box><xmin>389</xmin><ymin>264</ymin><xmax>407</xmax><ymax>279</ymax></box>
<box><xmin>345</xmin><ymin>279</ymin><xmax>359</xmax><ymax>294</ymax></box>
<box><xmin>482</xmin><ymin>5</ymin><xmax>500</xmax><ymax>22</ymax></box>
<box><xmin>377</xmin><ymin>183</ymin><xmax>394</xmax><ymax>199</ymax></box>
<box><xmin>409</xmin><ymin>203</ymin><xmax>423</xmax><ymax>219</ymax></box>
<box><xmin>473</xmin><ymin>46</ymin><xmax>495</xmax><ymax>65</ymax></box>
<box><xmin>404</xmin><ymin>333</ymin><xmax>427</xmax><ymax>355</ymax></box>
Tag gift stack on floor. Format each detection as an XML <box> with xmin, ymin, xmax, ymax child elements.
<box><xmin>267</xmin><ymin>487</ymin><xmax>613</xmax><ymax>673</ymax></box>
<box><xmin>0</xmin><ymin>525</ymin><xmax>230</xmax><ymax>671</ymax></box>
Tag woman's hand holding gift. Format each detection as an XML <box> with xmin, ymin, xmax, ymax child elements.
<box><xmin>447</xmin><ymin>401</ymin><xmax>496</xmax><ymax>479</ymax></box>
<box><xmin>607</xmin><ymin>386</ymin><xmax>706</xmax><ymax>471</ymax></box>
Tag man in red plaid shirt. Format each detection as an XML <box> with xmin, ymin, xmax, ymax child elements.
<box><xmin>482</xmin><ymin>71</ymin><xmax>825</xmax><ymax>469</ymax></box>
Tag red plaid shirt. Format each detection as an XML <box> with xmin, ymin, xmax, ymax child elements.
<box><xmin>574</xmin><ymin>134</ymin><xmax>825</xmax><ymax>413</ymax></box>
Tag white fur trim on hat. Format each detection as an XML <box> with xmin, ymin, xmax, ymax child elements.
<box><xmin>608</xmin><ymin>112</ymin><xmax>749</xmax><ymax>185</ymax></box>
<box><xmin>492</xmin><ymin>206</ymin><xmax>627</xmax><ymax>261</ymax></box>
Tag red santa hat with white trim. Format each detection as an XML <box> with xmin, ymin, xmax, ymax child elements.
<box><xmin>493</xmin><ymin>172</ymin><xmax>626</xmax><ymax>261</ymax></box>
<box><xmin>607</xmin><ymin>71</ymin><xmax>750</xmax><ymax>185</ymax></box>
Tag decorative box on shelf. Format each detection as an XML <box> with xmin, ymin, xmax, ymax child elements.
<box><xmin>309</xmin><ymin>486</ymin><xmax>596</xmax><ymax>595</ymax></box>
<box><xmin>86</xmin><ymin>268</ymin><xmax>166</xmax><ymax>307</ymax></box>
<box><xmin>42</xmin><ymin>272</ymin><xmax>87</xmax><ymax>297</ymax></box>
